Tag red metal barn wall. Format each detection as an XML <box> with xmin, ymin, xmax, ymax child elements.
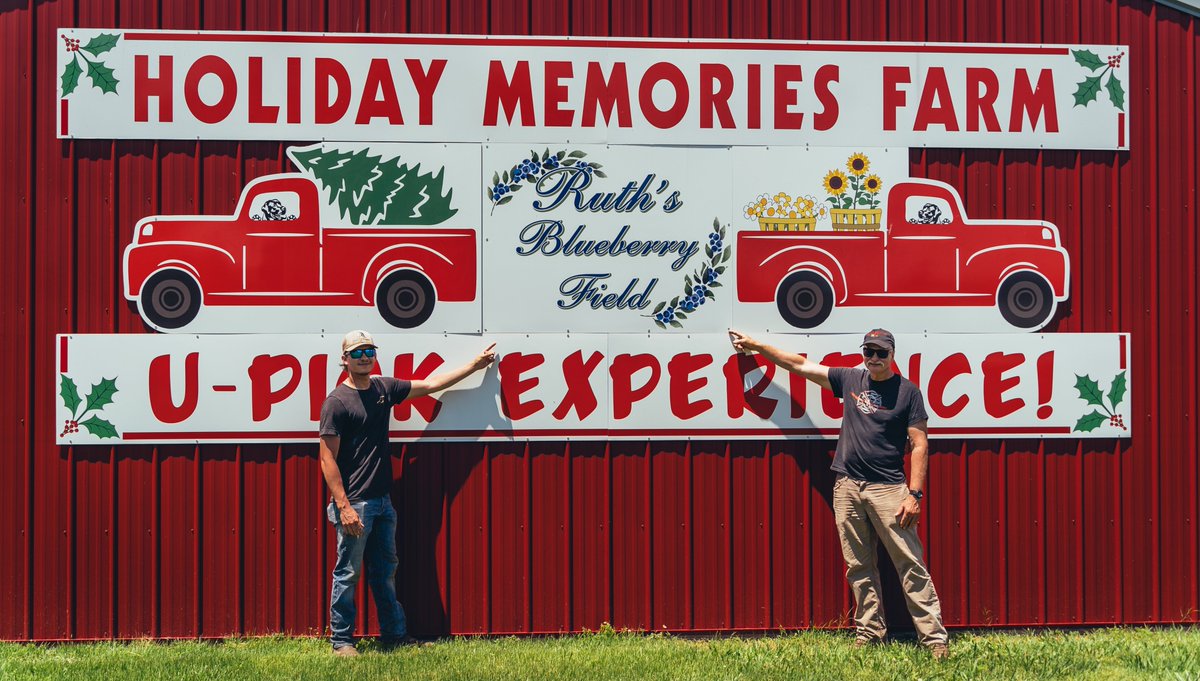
<box><xmin>0</xmin><ymin>0</ymin><xmax>1197</xmax><ymax>641</ymax></box>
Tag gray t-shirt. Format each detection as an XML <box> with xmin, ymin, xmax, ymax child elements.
<box><xmin>319</xmin><ymin>376</ymin><xmax>412</xmax><ymax>502</ymax></box>
<box><xmin>827</xmin><ymin>367</ymin><xmax>928</xmax><ymax>484</ymax></box>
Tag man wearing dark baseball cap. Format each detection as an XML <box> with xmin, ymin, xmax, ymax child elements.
<box><xmin>728</xmin><ymin>327</ymin><xmax>948</xmax><ymax>659</ymax></box>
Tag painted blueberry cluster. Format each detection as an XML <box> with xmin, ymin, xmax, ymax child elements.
<box><xmin>650</xmin><ymin>219</ymin><xmax>730</xmax><ymax>329</ymax></box>
<box><xmin>486</xmin><ymin>149</ymin><xmax>606</xmax><ymax>211</ymax></box>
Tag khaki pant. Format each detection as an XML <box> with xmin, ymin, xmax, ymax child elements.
<box><xmin>833</xmin><ymin>474</ymin><xmax>948</xmax><ymax>646</ymax></box>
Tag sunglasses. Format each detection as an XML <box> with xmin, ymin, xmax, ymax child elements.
<box><xmin>347</xmin><ymin>347</ymin><xmax>377</xmax><ymax>359</ymax></box>
<box><xmin>862</xmin><ymin>347</ymin><xmax>890</xmax><ymax>359</ymax></box>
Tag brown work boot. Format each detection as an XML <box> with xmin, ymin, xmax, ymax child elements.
<box><xmin>333</xmin><ymin>645</ymin><xmax>359</xmax><ymax>657</ymax></box>
<box><xmin>930</xmin><ymin>643</ymin><xmax>949</xmax><ymax>660</ymax></box>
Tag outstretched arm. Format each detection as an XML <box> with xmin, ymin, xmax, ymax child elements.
<box><xmin>728</xmin><ymin>329</ymin><xmax>832</xmax><ymax>391</ymax></box>
<box><xmin>409</xmin><ymin>343</ymin><xmax>498</xmax><ymax>398</ymax></box>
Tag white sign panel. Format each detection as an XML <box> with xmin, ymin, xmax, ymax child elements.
<box><xmin>482</xmin><ymin>144</ymin><xmax>733</xmax><ymax>333</ymax></box>
<box><xmin>56</xmin><ymin>332</ymin><xmax>1131</xmax><ymax>444</ymax></box>
<box><xmin>56</xmin><ymin>30</ymin><xmax>1130</xmax><ymax>150</ymax></box>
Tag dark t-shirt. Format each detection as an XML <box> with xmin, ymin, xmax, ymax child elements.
<box><xmin>827</xmin><ymin>367</ymin><xmax>928</xmax><ymax>484</ymax></box>
<box><xmin>319</xmin><ymin>376</ymin><xmax>412</xmax><ymax>502</ymax></box>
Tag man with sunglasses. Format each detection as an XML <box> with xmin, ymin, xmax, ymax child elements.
<box><xmin>728</xmin><ymin>328</ymin><xmax>948</xmax><ymax>659</ymax></box>
<box><xmin>319</xmin><ymin>329</ymin><xmax>496</xmax><ymax>656</ymax></box>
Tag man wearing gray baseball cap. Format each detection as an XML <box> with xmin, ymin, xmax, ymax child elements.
<box><xmin>319</xmin><ymin>330</ymin><xmax>496</xmax><ymax>656</ymax></box>
<box><xmin>728</xmin><ymin>328</ymin><xmax>948</xmax><ymax>659</ymax></box>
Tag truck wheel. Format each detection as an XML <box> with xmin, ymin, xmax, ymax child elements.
<box><xmin>776</xmin><ymin>271</ymin><xmax>834</xmax><ymax>329</ymax></box>
<box><xmin>997</xmin><ymin>272</ymin><xmax>1054</xmax><ymax>329</ymax></box>
<box><xmin>376</xmin><ymin>270</ymin><xmax>435</xmax><ymax>329</ymax></box>
<box><xmin>140</xmin><ymin>270</ymin><xmax>201</xmax><ymax>330</ymax></box>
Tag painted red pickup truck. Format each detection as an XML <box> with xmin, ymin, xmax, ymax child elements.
<box><xmin>736</xmin><ymin>179</ymin><xmax>1070</xmax><ymax>330</ymax></box>
<box><xmin>123</xmin><ymin>174</ymin><xmax>477</xmax><ymax>330</ymax></box>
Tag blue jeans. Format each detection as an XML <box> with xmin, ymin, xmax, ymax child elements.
<box><xmin>326</xmin><ymin>495</ymin><xmax>408</xmax><ymax>648</ymax></box>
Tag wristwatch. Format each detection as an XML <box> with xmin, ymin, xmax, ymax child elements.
<box><xmin>908</xmin><ymin>489</ymin><xmax>924</xmax><ymax>501</ymax></box>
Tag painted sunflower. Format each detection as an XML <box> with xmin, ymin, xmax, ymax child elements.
<box><xmin>864</xmin><ymin>175</ymin><xmax>883</xmax><ymax>193</ymax></box>
<box><xmin>846</xmin><ymin>152</ymin><xmax>870</xmax><ymax>176</ymax></box>
<box><xmin>823</xmin><ymin>170</ymin><xmax>848</xmax><ymax>195</ymax></box>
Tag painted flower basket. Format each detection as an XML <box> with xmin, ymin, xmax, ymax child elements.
<box><xmin>757</xmin><ymin>216</ymin><xmax>818</xmax><ymax>232</ymax></box>
<box><xmin>830</xmin><ymin>208</ymin><xmax>883</xmax><ymax>231</ymax></box>
<box><xmin>743</xmin><ymin>192</ymin><xmax>826</xmax><ymax>232</ymax></box>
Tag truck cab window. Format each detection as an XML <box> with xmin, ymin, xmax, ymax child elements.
<box><xmin>249</xmin><ymin>192</ymin><xmax>300</xmax><ymax>221</ymax></box>
<box><xmin>906</xmin><ymin>196</ymin><xmax>952</xmax><ymax>225</ymax></box>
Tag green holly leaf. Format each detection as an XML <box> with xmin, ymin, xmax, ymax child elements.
<box><xmin>81</xmin><ymin>415</ymin><xmax>119</xmax><ymax>439</ymax></box>
<box><xmin>721</xmin><ymin>248</ymin><xmax>731</xmax><ymax>263</ymax></box>
<box><xmin>86</xmin><ymin>59</ymin><xmax>119</xmax><ymax>94</ymax></box>
<box><xmin>83</xmin><ymin>33</ymin><xmax>120</xmax><ymax>56</ymax></box>
<box><xmin>85</xmin><ymin>377</ymin><xmax>119</xmax><ymax>412</ymax></box>
<box><xmin>497</xmin><ymin>195</ymin><xmax>512</xmax><ymax>206</ymax></box>
<box><xmin>594</xmin><ymin>171</ymin><xmax>607</xmax><ymax>179</ymax></box>
<box><xmin>654</xmin><ymin>320</ymin><xmax>665</xmax><ymax>329</ymax></box>
<box><xmin>1074</xmin><ymin>374</ymin><xmax>1104</xmax><ymax>406</ymax></box>
<box><xmin>60</xmin><ymin>57</ymin><xmax>82</xmax><ymax>96</ymax></box>
<box><xmin>652</xmin><ymin>301</ymin><xmax>666</xmax><ymax>314</ymax></box>
<box><xmin>1105</xmin><ymin>73</ymin><xmax>1125</xmax><ymax>110</ymax></box>
<box><xmin>1073</xmin><ymin>410</ymin><xmax>1107</xmax><ymax>433</ymax></box>
<box><xmin>60</xmin><ymin>375</ymin><xmax>82</xmax><ymax>415</ymax></box>
<box><xmin>1073</xmin><ymin>75</ymin><xmax>1102</xmax><ymax>107</ymax></box>
<box><xmin>669</xmin><ymin>320</ymin><xmax>683</xmax><ymax>329</ymax></box>
<box><xmin>1072</xmin><ymin>49</ymin><xmax>1105</xmax><ymax>71</ymax></box>
<box><xmin>1107</xmin><ymin>371</ymin><xmax>1127</xmax><ymax>409</ymax></box>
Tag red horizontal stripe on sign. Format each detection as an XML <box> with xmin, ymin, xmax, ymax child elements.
<box><xmin>929</xmin><ymin>426</ymin><xmax>1073</xmax><ymax>435</ymax></box>
<box><xmin>123</xmin><ymin>431</ymin><xmax>319</xmax><ymax>440</ymax></box>
<box><xmin>120</xmin><ymin>32</ymin><xmax>1068</xmax><ymax>56</ymax></box>
<box><xmin>121</xmin><ymin>426</ymin><xmax>1072</xmax><ymax>440</ymax></box>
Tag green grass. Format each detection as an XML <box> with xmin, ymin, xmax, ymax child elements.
<box><xmin>1</xmin><ymin>627</ymin><xmax>1198</xmax><ymax>680</ymax></box>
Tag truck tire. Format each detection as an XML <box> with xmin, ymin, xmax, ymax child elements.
<box><xmin>776</xmin><ymin>271</ymin><xmax>834</xmax><ymax>329</ymax></box>
<box><xmin>376</xmin><ymin>270</ymin><xmax>435</xmax><ymax>329</ymax></box>
<box><xmin>997</xmin><ymin>271</ymin><xmax>1054</xmax><ymax>329</ymax></box>
<box><xmin>140</xmin><ymin>269</ymin><xmax>201</xmax><ymax>330</ymax></box>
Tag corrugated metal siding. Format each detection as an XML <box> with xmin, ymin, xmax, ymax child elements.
<box><xmin>1</xmin><ymin>0</ymin><xmax>1197</xmax><ymax>640</ymax></box>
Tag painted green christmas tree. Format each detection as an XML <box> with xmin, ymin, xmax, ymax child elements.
<box><xmin>287</xmin><ymin>145</ymin><xmax>457</xmax><ymax>225</ymax></box>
